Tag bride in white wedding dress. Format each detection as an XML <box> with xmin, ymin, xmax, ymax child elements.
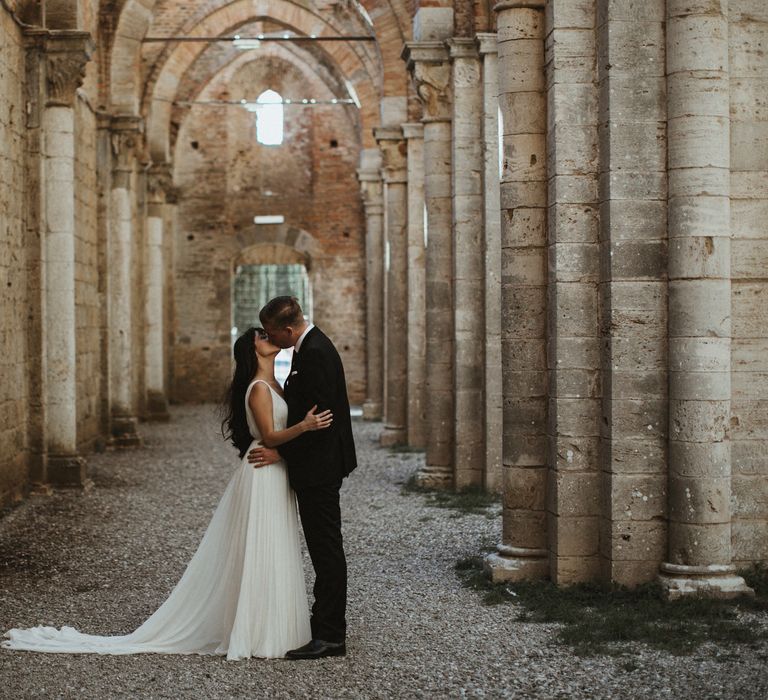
<box><xmin>2</xmin><ymin>327</ymin><xmax>331</xmax><ymax>660</ymax></box>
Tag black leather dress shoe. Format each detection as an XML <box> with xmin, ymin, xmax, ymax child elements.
<box><xmin>284</xmin><ymin>639</ymin><xmax>346</xmax><ymax>660</ymax></box>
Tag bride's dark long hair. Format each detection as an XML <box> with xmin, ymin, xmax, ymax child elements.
<box><xmin>221</xmin><ymin>327</ymin><xmax>259</xmax><ymax>458</ymax></box>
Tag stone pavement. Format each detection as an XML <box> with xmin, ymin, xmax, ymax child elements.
<box><xmin>0</xmin><ymin>406</ymin><xmax>766</xmax><ymax>699</ymax></box>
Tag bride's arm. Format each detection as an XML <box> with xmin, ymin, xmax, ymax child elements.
<box><xmin>249</xmin><ymin>382</ymin><xmax>332</xmax><ymax>448</ymax></box>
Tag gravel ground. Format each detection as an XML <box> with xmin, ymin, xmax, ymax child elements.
<box><xmin>0</xmin><ymin>405</ymin><xmax>766</xmax><ymax>699</ymax></box>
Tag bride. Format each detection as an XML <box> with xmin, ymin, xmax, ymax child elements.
<box><xmin>2</xmin><ymin>327</ymin><xmax>331</xmax><ymax>660</ymax></box>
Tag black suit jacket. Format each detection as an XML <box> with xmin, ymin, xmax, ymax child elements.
<box><xmin>277</xmin><ymin>326</ymin><xmax>357</xmax><ymax>489</ymax></box>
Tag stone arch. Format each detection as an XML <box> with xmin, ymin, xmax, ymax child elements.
<box><xmin>233</xmin><ymin>225</ymin><xmax>321</xmax><ymax>272</ymax></box>
<box><xmin>236</xmin><ymin>243</ymin><xmax>307</xmax><ymax>267</ymax></box>
<box><xmin>169</xmin><ymin>38</ymin><xmax>362</xmax><ymax>158</ymax></box>
<box><xmin>143</xmin><ymin>1</ymin><xmax>383</xmax><ymax>160</ymax></box>
<box><xmin>110</xmin><ymin>0</ymin><xmax>156</xmax><ymax>112</ymax></box>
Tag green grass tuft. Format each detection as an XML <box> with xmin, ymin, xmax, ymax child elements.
<box><xmin>454</xmin><ymin>556</ymin><xmax>768</xmax><ymax>657</ymax></box>
<box><xmin>401</xmin><ymin>475</ymin><xmax>500</xmax><ymax>515</ymax></box>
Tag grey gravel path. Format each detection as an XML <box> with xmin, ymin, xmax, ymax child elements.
<box><xmin>0</xmin><ymin>406</ymin><xmax>766</xmax><ymax>699</ymax></box>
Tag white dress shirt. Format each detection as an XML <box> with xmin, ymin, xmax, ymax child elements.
<box><xmin>294</xmin><ymin>323</ymin><xmax>314</xmax><ymax>354</ymax></box>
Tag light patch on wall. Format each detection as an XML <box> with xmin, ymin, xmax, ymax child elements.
<box><xmin>254</xmin><ymin>215</ymin><xmax>285</xmax><ymax>224</ymax></box>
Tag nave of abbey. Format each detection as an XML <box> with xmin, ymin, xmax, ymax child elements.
<box><xmin>1</xmin><ymin>0</ymin><xmax>767</xmax><ymax>596</ymax></box>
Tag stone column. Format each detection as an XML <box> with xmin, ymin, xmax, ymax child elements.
<box><xmin>403</xmin><ymin>42</ymin><xmax>454</xmax><ymax>488</ymax></box>
<box><xmin>357</xmin><ymin>151</ymin><xmax>385</xmax><ymax>421</ymax></box>
<box><xmin>449</xmin><ymin>38</ymin><xmax>486</xmax><ymax>489</ymax></box>
<box><xmin>477</xmin><ymin>32</ymin><xmax>503</xmax><ymax>494</ymax></box>
<box><xmin>485</xmin><ymin>1</ymin><xmax>549</xmax><ymax>582</ymax></box>
<box><xmin>144</xmin><ymin>163</ymin><xmax>171</xmax><ymax>422</ymax></box>
<box><xmin>659</xmin><ymin>0</ymin><xmax>751</xmax><ymax>598</ymax></box>
<box><xmin>375</xmin><ymin>127</ymin><xmax>408</xmax><ymax>447</ymax></box>
<box><xmin>108</xmin><ymin>115</ymin><xmax>143</xmax><ymax>448</ymax></box>
<box><xmin>41</xmin><ymin>32</ymin><xmax>93</xmax><ymax>486</ymax></box>
<box><xmin>402</xmin><ymin>123</ymin><xmax>427</xmax><ymax>449</ymax></box>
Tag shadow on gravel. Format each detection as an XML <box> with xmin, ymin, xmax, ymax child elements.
<box><xmin>456</xmin><ymin>557</ymin><xmax>768</xmax><ymax>658</ymax></box>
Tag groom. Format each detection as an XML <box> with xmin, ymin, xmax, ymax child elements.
<box><xmin>248</xmin><ymin>296</ymin><xmax>357</xmax><ymax>659</ymax></box>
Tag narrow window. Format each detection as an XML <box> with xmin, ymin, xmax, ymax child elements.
<box><xmin>256</xmin><ymin>90</ymin><xmax>284</xmax><ymax>146</ymax></box>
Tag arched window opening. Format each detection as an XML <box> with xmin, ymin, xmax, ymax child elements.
<box><xmin>255</xmin><ymin>90</ymin><xmax>284</xmax><ymax>146</ymax></box>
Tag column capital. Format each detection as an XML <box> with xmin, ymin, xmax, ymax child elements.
<box><xmin>401</xmin><ymin>122</ymin><xmax>425</xmax><ymax>140</ymax></box>
<box><xmin>447</xmin><ymin>37</ymin><xmax>479</xmax><ymax>60</ymax></box>
<box><xmin>357</xmin><ymin>167</ymin><xmax>382</xmax><ymax>183</ymax></box>
<box><xmin>494</xmin><ymin>1</ymin><xmax>545</xmax><ymax>12</ymax></box>
<box><xmin>476</xmin><ymin>32</ymin><xmax>498</xmax><ymax>56</ymax></box>
<box><xmin>374</xmin><ymin>127</ymin><xmax>407</xmax><ymax>184</ymax></box>
<box><xmin>402</xmin><ymin>41</ymin><xmax>452</xmax><ymax>123</ymax></box>
<box><xmin>110</xmin><ymin>114</ymin><xmax>144</xmax><ymax>173</ymax></box>
<box><xmin>147</xmin><ymin>162</ymin><xmax>174</xmax><ymax>203</ymax></box>
<box><xmin>37</xmin><ymin>30</ymin><xmax>94</xmax><ymax>108</ymax></box>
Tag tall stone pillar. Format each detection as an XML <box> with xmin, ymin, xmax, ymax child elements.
<box><xmin>402</xmin><ymin>123</ymin><xmax>427</xmax><ymax>449</ymax></box>
<box><xmin>485</xmin><ymin>2</ymin><xmax>549</xmax><ymax>582</ymax></box>
<box><xmin>403</xmin><ymin>42</ymin><xmax>454</xmax><ymax>488</ymax></box>
<box><xmin>358</xmin><ymin>151</ymin><xmax>385</xmax><ymax>421</ymax></box>
<box><xmin>108</xmin><ymin>115</ymin><xmax>143</xmax><ymax>448</ymax></box>
<box><xmin>659</xmin><ymin>0</ymin><xmax>751</xmax><ymax>598</ymax></box>
<box><xmin>375</xmin><ymin>128</ymin><xmax>408</xmax><ymax>447</ymax></box>
<box><xmin>477</xmin><ymin>32</ymin><xmax>503</xmax><ymax>494</ymax></box>
<box><xmin>449</xmin><ymin>38</ymin><xmax>486</xmax><ymax>489</ymax></box>
<box><xmin>144</xmin><ymin>163</ymin><xmax>171</xmax><ymax>422</ymax></box>
<box><xmin>41</xmin><ymin>32</ymin><xmax>93</xmax><ymax>486</ymax></box>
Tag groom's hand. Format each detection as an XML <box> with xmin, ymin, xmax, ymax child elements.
<box><xmin>247</xmin><ymin>446</ymin><xmax>280</xmax><ymax>468</ymax></box>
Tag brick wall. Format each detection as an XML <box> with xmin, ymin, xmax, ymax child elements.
<box><xmin>729</xmin><ymin>0</ymin><xmax>768</xmax><ymax>566</ymax></box>
<box><xmin>0</xmin><ymin>9</ymin><xmax>29</xmax><ymax>506</ymax></box>
<box><xmin>172</xmin><ymin>55</ymin><xmax>365</xmax><ymax>404</ymax></box>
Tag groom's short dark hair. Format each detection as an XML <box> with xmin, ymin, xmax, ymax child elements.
<box><xmin>260</xmin><ymin>296</ymin><xmax>304</xmax><ymax>328</ymax></box>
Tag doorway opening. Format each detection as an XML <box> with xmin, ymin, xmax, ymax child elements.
<box><xmin>232</xmin><ymin>263</ymin><xmax>312</xmax><ymax>385</ymax></box>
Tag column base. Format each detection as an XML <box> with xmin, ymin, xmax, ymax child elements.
<box><xmin>413</xmin><ymin>464</ymin><xmax>453</xmax><ymax>490</ymax></box>
<box><xmin>109</xmin><ymin>416</ymin><xmax>143</xmax><ymax>449</ymax></box>
<box><xmin>145</xmin><ymin>391</ymin><xmax>171</xmax><ymax>422</ymax></box>
<box><xmin>47</xmin><ymin>454</ymin><xmax>91</xmax><ymax>489</ymax></box>
<box><xmin>362</xmin><ymin>400</ymin><xmax>382</xmax><ymax>421</ymax></box>
<box><xmin>484</xmin><ymin>545</ymin><xmax>550</xmax><ymax>584</ymax></box>
<box><xmin>658</xmin><ymin>563</ymin><xmax>754</xmax><ymax>600</ymax></box>
<box><xmin>380</xmin><ymin>425</ymin><xmax>406</xmax><ymax>447</ymax></box>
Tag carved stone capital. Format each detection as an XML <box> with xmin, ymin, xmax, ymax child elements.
<box><xmin>374</xmin><ymin>127</ymin><xmax>407</xmax><ymax>183</ymax></box>
<box><xmin>360</xmin><ymin>180</ymin><xmax>384</xmax><ymax>214</ymax></box>
<box><xmin>110</xmin><ymin>114</ymin><xmax>144</xmax><ymax>174</ymax></box>
<box><xmin>401</xmin><ymin>122</ymin><xmax>424</xmax><ymax>141</ymax></box>
<box><xmin>402</xmin><ymin>41</ymin><xmax>452</xmax><ymax>123</ymax></box>
<box><xmin>476</xmin><ymin>32</ymin><xmax>499</xmax><ymax>56</ymax></box>
<box><xmin>147</xmin><ymin>162</ymin><xmax>173</xmax><ymax>203</ymax></box>
<box><xmin>42</xmin><ymin>31</ymin><xmax>94</xmax><ymax>108</ymax></box>
<box><xmin>447</xmin><ymin>37</ymin><xmax>479</xmax><ymax>60</ymax></box>
<box><xmin>494</xmin><ymin>0</ymin><xmax>545</xmax><ymax>12</ymax></box>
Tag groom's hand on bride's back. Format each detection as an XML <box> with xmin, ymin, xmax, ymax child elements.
<box><xmin>247</xmin><ymin>446</ymin><xmax>280</xmax><ymax>468</ymax></box>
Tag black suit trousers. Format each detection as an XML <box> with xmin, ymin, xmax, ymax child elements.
<box><xmin>295</xmin><ymin>482</ymin><xmax>347</xmax><ymax>643</ymax></box>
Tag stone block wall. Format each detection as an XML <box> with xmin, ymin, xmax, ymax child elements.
<box><xmin>0</xmin><ymin>8</ymin><xmax>30</xmax><ymax>507</ymax></box>
<box><xmin>74</xmin><ymin>98</ymin><xmax>103</xmax><ymax>451</ymax></box>
<box><xmin>729</xmin><ymin>0</ymin><xmax>768</xmax><ymax>566</ymax></box>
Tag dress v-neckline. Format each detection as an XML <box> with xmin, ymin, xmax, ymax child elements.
<box><xmin>251</xmin><ymin>379</ymin><xmax>286</xmax><ymax>403</ymax></box>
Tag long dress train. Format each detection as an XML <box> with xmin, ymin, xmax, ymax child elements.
<box><xmin>2</xmin><ymin>380</ymin><xmax>311</xmax><ymax>660</ymax></box>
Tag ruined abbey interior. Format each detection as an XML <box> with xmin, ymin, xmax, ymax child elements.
<box><xmin>1</xmin><ymin>0</ymin><xmax>766</xmax><ymax>597</ymax></box>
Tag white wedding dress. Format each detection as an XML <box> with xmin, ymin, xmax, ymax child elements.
<box><xmin>2</xmin><ymin>380</ymin><xmax>311</xmax><ymax>660</ymax></box>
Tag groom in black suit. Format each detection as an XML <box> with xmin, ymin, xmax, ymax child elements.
<box><xmin>248</xmin><ymin>296</ymin><xmax>357</xmax><ymax>659</ymax></box>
